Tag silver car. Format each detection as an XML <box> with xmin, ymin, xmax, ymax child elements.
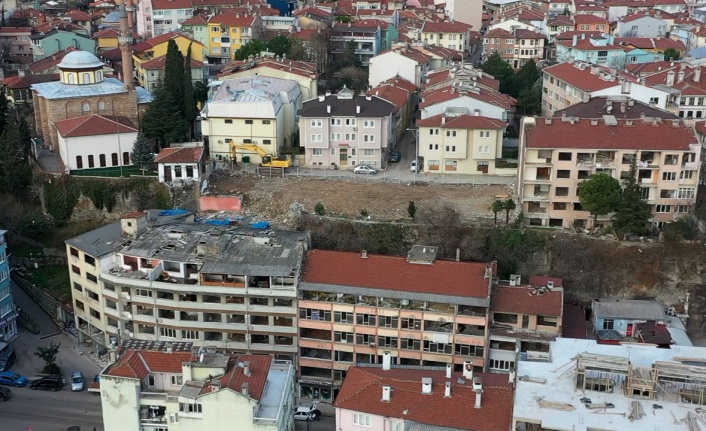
<box><xmin>70</xmin><ymin>371</ymin><xmax>84</xmax><ymax>392</ymax></box>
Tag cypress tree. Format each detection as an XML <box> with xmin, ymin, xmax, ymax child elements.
<box><xmin>163</xmin><ymin>40</ymin><xmax>185</xmax><ymax>117</ymax></box>
<box><xmin>183</xmin><ymin>43</ymin><xmax>196</xmax><ymax>138</ymax></box>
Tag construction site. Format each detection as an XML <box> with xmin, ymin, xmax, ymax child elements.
<box><xmin>513</xmin><ymin>338</ymin><xmax>706</xmax><ymax>431</ymax></box>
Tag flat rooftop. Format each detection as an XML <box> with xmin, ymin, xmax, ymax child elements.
<box><xmin>514</xmin><ymin>338</ymin><xmax>706</xmax><ymax>431</ymax></box>
<box><xmin>254</xmin><ymin>360</ymin><xmax>293</xmax><ymax>422</ymax></box>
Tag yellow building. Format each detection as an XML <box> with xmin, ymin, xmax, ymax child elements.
<box><xmin>93</xmin><ymin>28</ymin><xmax>120</xmax><ymax>52</ymax></box>
<box><xmin>131</xmin><ymin>31</ymin><xmax>206</xmax><ymax>69</ymax></box>
<box><xmin>181</xmin><ymin>12</ymin><xmax>262</xmax><ymax>64</ymax></box>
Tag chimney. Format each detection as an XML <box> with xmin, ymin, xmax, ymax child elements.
<box><xmin>18</xmin><ymin>69</ymin><xmax>25</xmax><ymax>78</ymax></box>
<box><xmin>473</xmin><ymin>377</ymin><xmax>483</xmax><ymax>409</ymax></box>
<box><xmin>361</xmin><ymin>250</ymin><xmax>368</xmax><ymax>259</ymax></box>
<box><xmin>365</xmin><ymin>95</ymin><xmax>372</xmax><ymax>101</ymax></box>
<box><xmin>444</xmin><ymin>381</ymin><xmax>452</xmax><ymax>398</ymax></box>
<box><xmin>242</xmin><ymin>382</ymin><xmax>249</xmax><ymax>396</ymax></box>
<box><xmin>356</xmin><ymin>105</ymin><xmax>361</xmax><ymax>114</ymax></box>
<box><xmin>455</xmin><ymin>248</ymin><xmax>460</xmax><ymax>262</ymax></box>
<box><xmin>421</xmin><ymin>377</ymin><xmax>432</xmax><ymax>394</ymax></box>
<box><xmin>318</xmin><ymin>95</ymin><xmax>325</xmax><ymax>102</ymax></box>
<box><xmin>666</xmin><ymin>70</ymin><xmax>675</xmax><ymax>87</ymax></box>
<box><xmin>445</xmin><ymin>363</ymin><xmax>452</xmax><ymax>379</ymax></box>
<box><xmin>463</xmin><ymin>362</ymin><xmax>474</xmax><ymax>380</ymax></box>
<box><xmin>382</xmin><ymin>351</ymin><xmax>391</xmax><ymax>370</ymax></box>
<box><xmin>696</xmin><ymin>67</ymin><xmax>702</xmax><ymax>83</ymax></box>
<box><xmin>382</xmin><ymin>385</ymin><xmax>391</xmax><ymax>402</ymax></box>
<box><xmin>678</xmin><ymin>70</ymin><xmax>685</xmax><ymax>83</ymax></box>
<box><xmin>166</xmin><ymin>343</ymin><xmax>173</xmax><ymax>354</ymax></box>
<box><xmin>509</xmin><ymin>370</ymin><xmax>516</xmax><ymax>384</ymax></box>
<box><xmin>441</xmin><ymin>115</ymin><xmax>446</xmax><ymax>125</ymax></box>
<box><xmin>243</xmin><ymin>361</ymin><xmax>251</xmax><ymax>377</ymax></box>
<box><xmin>118</xmin><ymin>2</ymin><xmax>134</xmax><ymax>90</ymax></box>
<box><xmin>326</xmin><ymin>105</ymin><xmax>331</xmax><ymax>113</ymax></box>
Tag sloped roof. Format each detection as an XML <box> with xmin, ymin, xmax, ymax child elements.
<box><xmin>301</xmin><ymin>249</ymin><xmax>491</xmax><ymax>299</ymax></box>
<box><xmin>335</xmin><ymin>367</ymin><xmax>513</xmax><ymax>431</ymax></box>
<box><xmin>367</xmin><ymin>84</ymin><xmax>411</xmax><ymax>112</ymax></box>
<box><xmin>417</xmin><ymin>113</ymin><xmax>507</xmax><ymax>129</ymax></box>
<box><xmin>2</xmin><ymin>73</ymin><xmax>59</xmax><ymax>89</ymax></box>
<box><xmin>140</xmin><ymin>54</ymin><xmax>203</xmax><ymax>69</ymax></box>
<box><xmin>55</xmin><ymin>114</ymin><xmax>137</xmax><ymax>138</ymax></box>
<box><xmin>419</xmin><ymin>84</ymin><xmax>515</xmax><ymax>110</ymax></box>
<box><xmin>573</xmin><ymin>14</ymin><xmax>608</xmax><ymax>24</ymax></box>
<box><xmin>421</xmin><ymin>20</ymin><xmax>473</xmax><ymax>33</ymax></box>
<box><xmin>154</xmin><ymin>146</ymin><xmax>204</xmax><ymax>164</ymax></box>
<box><xmin>92</xmin><ymin>27</ymin><xmax>120</xmax><ymax>39</ymax></box>
<box><xmin>593</xmin><ymin>299</ymin><xmax>667</xmax><ymax>320</ymax></box>
<box><xmin>524</xmin><ymin>117</ymin><xmax>698</xmax><ymax>150</ymax></box>
<box><xmin>492</xmin><ymin>285</ymin><xmax>563</xmax><ymax>317</ymax></box>
<box><xmin>542</xmin><ymin>62</ymin><xmax>633</xmax><ymax>92</ymax></box>
<box><xmin>615</xmin><ymin>37</ymin><xmax>685</xmax><ymax>50</ymax></box>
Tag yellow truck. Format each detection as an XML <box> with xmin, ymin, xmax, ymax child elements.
<box><xmin>229</xmin><ymin>143</ymin><xmax>292</xmax><ymax>168</ymax></box>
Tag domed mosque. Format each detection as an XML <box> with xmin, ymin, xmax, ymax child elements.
<box><xmin>31</xmin><ymin>4</ymin><xmax>152</xmax><ymax>150</ymax></box>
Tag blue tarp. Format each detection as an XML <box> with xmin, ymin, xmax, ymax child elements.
<box><xmin>203</xmin><ymin>219</ymin><xmax>230</xmax><ymax>226</ymax></box>
<box><xmin>250</xmin><ymin>221</ymin><xmax>270</xmax><ymax>229</ymax></box>
<box><xmin>158</xmin><ymin>209</ymin><xmax>190</xmax><ymax>216</ymax></box>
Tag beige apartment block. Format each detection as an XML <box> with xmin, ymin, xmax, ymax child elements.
<box><xmin>416</xmin><ymin>112</ymin><xmax>510</xmax><ymax>175</ymax></box>
<box><xmin>519</xmin><ymin>116</ymin><xmax>701</xmax><ymax>230</ymax></box>
<box><xmin>295</xmin><ymin>247</ymin><xmax>494</xmax><ymax>402</ymax></box>
<box><xmin>66</xmin><ymin>210</ymin><xmax>309</xmax><ymax>358</ymax></box>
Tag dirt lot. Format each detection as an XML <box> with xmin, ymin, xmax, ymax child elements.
<box><xmin>206</xmin><ymin>170</ymin><xmax>513</xmax><ymax>224</ymax></box>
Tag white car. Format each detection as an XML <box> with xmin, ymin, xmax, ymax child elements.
<box><xmin>294</xmin><ymin>405</ymin><xmax>321</xmax><ymax>421</ymax></box>
<box><xmin>354</xmin><ymin>165</ymin><xmax>377</xmax><ymax>175</ymax></box>
<box><xmin>410</xmin><ymin>160</ymin><xmax>421</xmax><ymax>172</ymax></box>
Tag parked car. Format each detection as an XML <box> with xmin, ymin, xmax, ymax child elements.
<box><xmin>389</xmin><ymin>151</ymin><xmax>401</xmax><ymax>163</ymax></box>
<box><xmin>70</xmin><ymin>371</ymin><xmax>84</xmax><ymax>391</ymax></box>
<box><xmin>293</xmin><ymin>411</ymin><xmax>315</xmax><ymax>422</ymax></box>
<box><xmin>0</xmin><ymin>386</ymin><xmax>11</xmax><ymax>401</ymax></box>
<box><xmin>0</xmin><ymin>372</ymin><xmax>27</xmax><ymax>387</ymax></box>
<box><xmin>410</xmin><ymin>160</ymin><xmax>422</xmax><ymax>172</ymax></box>
<box><xmin>30</xmin><ymin>375</ymin><xmax>63</xmax><ymax>391</ymax></box>
<box><xmin>0</xmin><ymin>350</ymin><xmax>16</xmax><ymax>372</ymax></box>
<box><xmin>353</xmin><ymin>165</ymin><xmax>377</xmax><ymax>175</ymax></box>
<box><xmin>294</xmin><ymin>405</ymin><xmax>321</xmax><ymax>421</ymax></box>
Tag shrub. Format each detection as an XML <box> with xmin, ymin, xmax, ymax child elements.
<box><xmin>314</xmin><ymin>202</ymin><xmax>325</xmax><ymax>216</ymax></box>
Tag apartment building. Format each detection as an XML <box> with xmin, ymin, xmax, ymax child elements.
<box><xmin>416</xmin><ymin>21</ymin><xmax>472</xmax><ymax>54</ymax></box>
<box><xmin>518</xmin><ymin>116</ymin><xmax>701</xmax><ymax>230</ymax></box>
<box><xmin>488</xmin><ymin>275</ymin><xmax>563</xmax><ymax>373</ymax></box>
<box><xmin>298</xmin><ymin>87</ymin><xmax>394</xmax><ymax>169</ymax></box>
<box><xmin>541</xmin><ymin>61</ymin><xmax>670</xmax><ymax>115</ymax></box>
<box><xmin>416</xmin><ymin>111</ymin><xmax>508</xmax><ymax>175</ymax></box>
<box><xmin>0</xmin><ymin>27</ymin><xmax>33</xmax><ymax>58</ymax></box>
<box><xmin>482</xmin><ymin>27</ymin><xmax>546</xmax><ymax>69</ymax></box>
<box><xmin>217</xmin><ymin>56</ymin><xmax>319</xmax><ymax>101</ymax></box>
<box><xmin>201</xmin><ymin>75</ymin><xmax>302</xmax><ymax>163</ymax></box>
<box><xmin>331</xmin><ymin>19</ymin><xmax>392</xmax><ymax>66</ymax></box>
<box><xmin>555</xmin><ymin>33</ymin><xmax>625</xmax><ymax>66</ymax></box>
<box><xmin>0</xmin><ymin>231</ymin><xmax>17</xmax><ymax>342</ymax></box>
<box><xmin>296</xmin><ymin>247</ymin><xmax>494</xmax><ymax>401</ymax></box>
<box><xmin>419</xmin><ymin>82</ymin><xmax>516</xmax><ymax>122</ymax></box>
<box><xmin>181</xmin><ymin>12</ymin><xmax>263</xmax><ymax>63</ymax></box>
<box><xmin>100</xmin><ymin>345</ymin><xmax>296</xmax><ymax>431</ymax></box>
<box><xmin>137</xmin><ymin>0</ymin><xmax>194</xmax><ymax>38</ymax></box>
<box><xmin>66</xmin><ymin>210</ymin><xmax>310</xmax><ymax>358</ymax></box>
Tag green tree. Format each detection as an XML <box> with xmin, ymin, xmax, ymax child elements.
<box><xmin>0</xmin><ymin>117</ymin><xmax>31</xmax><ymax>198</ymax></box>
<box><xmin>491</xmin><ymin>200</ymin><xmax>505</xmax><ymax>225</ymax></box>
<box><xmin>408</xmin><ymin>201</ymin><xmax>416</xmax><ymax>220</ymax></box>
<box><xmin>663</xmin><ymin>48</ymin><xmax>681</xmax><ymax>61</ymax></box>
<box><xmin>18</xmin><ymin>114</ymin><xmax>30</xmax><ymax>158</ymax></box>
<box><xmin>338</xmin><ymin>66</ymin><xmax>368</xmax><ymax>93</ymax></box>
<box><xmin>193</xmin><ymin>81</ymin><xmax>208</xmax><ymax>107</ymax></box>
<box><xmin>612</xmin><ymin>158</ymin><xmax>651</xmax><ymax>239</ymax></box>
<box><xmin>0</xmin><ymin>89</ymin><xmax>9</xmax><ymax>137</ymax></box>
<box><xmin>131</xmin><ymin>131</ymin><xmax>155</xmax><ymax>171</ymax></box>
<box><xmin>516</xmin><ymin>59</ymin><xmax>540</xmax><ymax>90</ymax></box>
<box><xmin>164</xmin><ymin>40</ymin><xmax>185</xmax><ymax>117</ymax></box>
<box><xmin>34</xmin><ymin>342</ymin><xmax>61</xmax><ymax>375</ymax></box>
<box><xmin>234</xmin><ymin>40</ymin><xmax>267</xmax><ymax>61</ymax></box>
<box><xmin>517</xmin><ymin>81</ymin><xmax>542</xmax><ymax>115</ymax></box>
<box><xmin>578</xmin><ymin>173</ymin><xmax>621</xmax><ymax>231</ymax></box>
<box><xmin>140</xmin><ymin>87</ymin><xmax>186</xmax><ymax>148</ymax></box>
<box><xmin>481</xmin><ymin>52</ymin><xmax>515</xmax><ymax>95</ymax></box>
<box><xmin>504</xmin><ymin>198</ymin><xmax>516</xmax><ymax>223</ymax></box>
<box><xmin>314</xmin><ymin>202</ymin><xmax>325</xmax><ymax>216</ymax></box>
<box><xmin>183</xmin><ymin>43</ymin><xmax>196</xmax><ymax>138</ymax></box>
<box><xmin>267</xmin><ymin>34</ymin><xmax>292</xmax><ymax>57</ymax></box>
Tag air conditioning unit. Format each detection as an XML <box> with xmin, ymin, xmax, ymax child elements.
<box><xmin>353</xmin><ymin>127</ymin><xmax>358</xmax><ymax>131</ymax></box>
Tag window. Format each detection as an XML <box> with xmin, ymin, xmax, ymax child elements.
<box><xmin>262</xmin><ymin>120</ymin><xmax>271</xmax><ymax>124</ymax></box>
<box><xmin>364</xmin><ymin>120</ymin><xmax>375</xmax><ymax>128</ymax></box>
<box><xmin>479</xmin><ymin>130</ymin><xmax>490</xmax><ymax>138</ymax></box>
<box><xmin>160</xmin><ymin>327</ymin><xmax>177</xmax><ymax>338</ymax></box>
<box><xmin>557</xmin><ymin>170</ymin><xmax>570</xmax><ymax>178</ymax></box>
<box><xmin>353</xmin><ymin>413</ymin><xmax>371</xmax><ymax>427</ymax></box>
<box><xmin>676</xmin><ymin>205</ymin><xmax>691</xmax><ymax>213</ymax></box>
<box><xmin>245</xmin><ymin>119</ymin><xmax>253</xmax><ymax>124</ymax></box>
<box><xmin>98</xmin><ymin>101</ymin><xmax>105</xmax><ymax>111</ymax></box>
<box><xmin>135</xmin><ymin>289</ymin><xmax>153</xmax><ymax>297</ymax></box>
<box><xmin>310</xmin><ymin>119</ymin><xmax>322</xmax><ymax>127</ymax></box>
<box><xmin>330</xmin><ymin>118</ymin><xmax>341</xmax><ymax>126</ymax></box>
<box><xmin>99</xmin><ymin>154</ymin><xmax>106</xmax><ymax>167</ymax></box>
<box><xmin>489</xmin><ymin>359</ymin><xmax>514</xmax><ymax>371</ymax></box>
<box><xmin>88</xmin><ymin>155</ymin><xmax>95</xmax><ymax>168</ymax></box>
<box><xmin>123</xmin><ymin>152</ymin><xmax>130</xmax><ymax>165</ymax></box>
<box><xmin>378</xmin><ymin>336</ymin><xmax>398</xmax><ymax>347</ymax></box>
<box><xmin>363</xmin><ymin>149</ymin><xmax>375</xmax><ymax>156</ymax></box>
<box><xmin>82</xmin><ymin>102</ymin><xmax>90</xmax><ymax>112</ymax></box>
<box><xmin>655</xmin><ymin>205</ymin><xmax>671</xmax><ymax>213</ymax></box>
<box><xmin>334</xmin><ymin>311</ymin><xmax>354</xmax><ymax>323</ymax></box>
<box><xmin>73</xmin><ymin>282</ymin><xmax>83</xmax><ymax>292</ymax></box>
<box><xmin>82</xmin><ymin>73</ymin><xmax>91</xmax><ymax>83</ymax></box>
<box><xmin>356</xmin><ymin>313</ymin><xmax>376</xmax><ymax>326</ymax></box>
<box><xmin>334</xmin><ymin>331</ymin><xmax>354</xmax><ymax>343</ymax></box>
<box><xmin>537</xmin><ymin>316</ymin><xmax>557</xmax><ymax>327</ymax></box>
<box><xmin>602</xmin><ymin>319</ymin><xmax>614</xmax><ymax>330</ymax></box>
<box><xmin>555</xmin><ymin>187</ymin><xmax>569</xmax><ymax>196</ymax></box>
<box><xmin>662</xmin><ymin>172</ymin><xmax>676</xmax><ymax>181</ymax></box>
<box><xmin>310</xmin><ymin>134</ymin><xmax>322</xmax><ymax>143</ymax></box>
<box><xmin>179</xmin><ymin>403</ymin><xmax>202</xmax><ymax>413</ymax></box>
<box><xmin>356</xmin><ymin>333</ymin><xmax>376</xmax><ymax>345</ymax></box>
<box><xmin>299</xmin><ymin>308</ymin><xmax>331</xmax><ymax>321</ymax></box>
<box><xmin>554</xmin><ymin>202</ymin><xmax>567</xmax><ymax>210</ymax></box>
<box><xmin>558</xmin><ymin>152</ymin><xmax>572</xmax><ymax>161</ymax></box>
<box><xmin>378</xmin><ymin>316</ymin><xmax>398</xmax><ymax>328</ymax></box>
<box><xmin>76</xmin><ymin>156</ymin><xmax>83</xmax><ymax>169</ymax></box>
<box><xmin>313</xmin><ymin>148</ymin><xmax>323</xmax><ymax>156</ymax></box>
<box><xmin>111</xmin><ymin>153</ymin><xmax>119</xmax><ymax>166</ymax></box>
<box><xmin>478</xmin><ymin>145</ymin><xmax>489</xmax><ymax>154</ymax></box>
<box><xmin>174</xmin><ymin>166</ymin><xmax>182</xmax><ymax>177</ymax></box>
<box><xmin>331</xmin><ymin>148</ymin><xmax>336</xmax><ymax>156</ymax></box>
<box><xmin>148</xmin><ymin>375</ymin><xmax>155</xmax><ymax>386</ymax></box>
<box><xmin>71</xmin><ymin>265</ymin><xmax>81</xmax><ymax>275</ymax></box>
<box><xmin>680</xmin><ymin>171</ymin><xmax>694</xmax><ymax>179</ymax></box>
<box><xmin>677</xmin><ymin>187</ymin><xmax>696</xmax><ymax>199</ymax></box>
<box><xmin>182</xmin><ymin>330</ymin><xmax>199</xmax><ymax>339</ymax></box>
<box><xmin>363</xmin><ymin>135</ymin><xmax>375</xmax><ymax>143</ymax></box>
<box><xmin>423</xmin><ymin>340</ymin><xmax>452</xmax><ymax>354</ymax></box>
<box><xmin>225</xmin><ymin>119</ymin><xmax>233</xmax><ymax>124</ymax></box>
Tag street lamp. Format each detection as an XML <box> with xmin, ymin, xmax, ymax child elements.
<box><xmin>406</xmin><ymin>127</ymin><xmax>419</xmax><ymax>184</ymax></box>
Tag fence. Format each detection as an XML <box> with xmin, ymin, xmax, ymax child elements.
<box><xmin>12</xmin><ymin>275</ymin><xmax>73</xmax><ymax>326</ymax></box>
<box><xmin>69</xmin><ymin>166</ymin><xmax>156</xmax><ymax>178</ymax></box>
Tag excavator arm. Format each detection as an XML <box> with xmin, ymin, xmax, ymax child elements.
<box><xmin>229</xmin><ymin>142</ymin><xmax>292</xmax><ymax>167</ymax></box>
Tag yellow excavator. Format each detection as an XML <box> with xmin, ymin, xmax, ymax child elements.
<box><xmin>230</xmin><ymin>143</ymin><xmax>292</xmax><ymax>168</ymax></box>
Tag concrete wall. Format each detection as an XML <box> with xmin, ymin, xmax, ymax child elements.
<box><xmin>59</xmin><ymin>131</ymin><xmax>138</xmax><ymax>171</ymax></box>
<box><xmin>199</xmin><ymin>196</ymin><xmax>243</xmax><ymax>212</ymax></box>
<box><xmin>101</xmin><ymin>376</ymin><xmax>142</xmax><ymax>431</ymax></box>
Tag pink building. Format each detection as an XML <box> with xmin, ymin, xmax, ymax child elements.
<box><xmin>334</xmin><ymin>365</ymin><xmax>513</xmax><ymax>431</ymax></box>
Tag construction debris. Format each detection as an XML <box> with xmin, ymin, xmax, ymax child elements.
<box><xmin>519</xmin><ymin>375</ymin><xmax>547</xmax><ymax>384</ymax></box>
<box><xmin>535</xmin><ymin>396</ymin><xmax>576</xmax><ymax>411</ymax></box>
<box><xmin>628</xmin><ymin>401</ymin><xmax>646</xmax><ymax>421</ymax></box>
<box><xmin>585</xmin><ymin>403</ymin><xmax>615</xmax><ymax>410</ymax></box>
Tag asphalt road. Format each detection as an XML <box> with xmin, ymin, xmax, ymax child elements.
<box><xmin>295</xmin><ymin>416</ymin><xmax>335</xmax><ymax>431</ymax></box>
<box><xmin>0</xmin><ymin>383</ymin><xmax>103</xmax><ymax>431</ymax></box>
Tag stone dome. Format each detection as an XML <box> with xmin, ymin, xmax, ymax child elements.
<box><xmin>58</xmin><ymin>51</ymin><xmax>104</xmax><ymax>70</ymax></box>
<box><xmin>103</xmin><ymin>11</ymin><xmax>120</xmax><ymax>22</ymax></box>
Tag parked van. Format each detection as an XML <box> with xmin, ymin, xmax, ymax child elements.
<box><xmin>0</xmin><ymin>350</ymin><xmax>17</xmax><ymax>372</ymax></box>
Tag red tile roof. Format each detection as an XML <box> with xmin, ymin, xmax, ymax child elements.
<box><xmin>554</xmin><ymin>30</ymin><xmax>602</xmax><ymax>41</ymax></box>
<box><xmin>335</xmin><ymin>367</ymin><xmax>513</xmax><ymax>431</ymax></box>
<box><xmin>492</xmin><ymin>285</ymin><xmax>563</xmax><ymax>316</ymax></box>
<box><xmin>548</xmin><ymin>15</ymin><xmax>574</xmax><ymax>27</ymax></box>
<box><xmin>367</xmin><ymin>84</ymin><xmax>411</xmax><ymax>112</ymax></box>
<box><xmin>92</xmin><ymin>28</ymin><xmax>120</xmax><ymax>39</ymax></box>
<box><xmin>556</xmin><ymin>38</ymin><xmax>622</xmax><ymax>51</ymax></box>
<box><xmin>695</xmin><ymin>120</ymin><xmax>706</xmax><ymax>136</ymax></box>
<box><xmin>301</xmin><ymin>249</ymin><xmax>491</xmax><ymax>299</ymax></box>
<box><xmin>135</xmin><ymin>32</ymin><xmax>205</xmax><ymax>52</ymax></box>
<box><xmin>29</xmin><ymin>47</ymin><xmax>77</xmax><ymax>73</ymax></box>
<box><xmin>181</xmin><ymin>14</ymin><xmax>208</xmax><ymax>26</ymax></box>
<box><xmin>574</xmin><ymin>3</ymin><xmax>608</xmax><ymax>11</ymax></box>
<box><xmin>423</xmin><ymin>67</ymin><xmax>500</xmax><ymax>92</ymax></box>
<box><xmin>291</xmin><ymin>5</ymin><xmax>333</xmax><ymax>18</ymax></box>
<box><xmin>379</xmin><ymin>75</ymin><xmax>416</xmax><ymax>93</ymax></box>
<box><xmin>421</xmin><ymin>20</ymin><xmax>472</xmax><ymax>33</ymax></box>
<box><xmin>484</xmin><ymin>28</ymin><xmax>512</xmax><ymax>38</ymax></box>
<box><xmin>641</xmin><ymin>65</ymin><xmax>706</xmax><ymax>95</ymax></box>
<box><xmin>0</xmin><ymin>27</ymin><xmax>31</xmax><ymax>34</ymax></box>
<box><xmin>543</xmin><ymin>62</ymin><xmax>634</xmax><ymax>92</ymax></box>
<box><xmin>151</xmin><ymin>0</ymin><xmax>192</xmax><ymax>10</ymax></box>
<box><xmin>55</xmin><ymin>115</ymin><xmax>137</xmax><ymax>138</ymax></box>
<box><xmin>218</xmin><ymin>57</ymin><xmax>318</xmax><ymax>79</ymax></box>
<box><xmin>2</xmin><ymin>73</ymin><xmax>58</xmax><ymax>89</ymax></box>
<box><xmin>573</xmin><ymin>14</ymin><xmax>608</xmax><ymax>24</ymax></box>
<box><xmin>154</xmin><ymin>146</ymin><xmax>204</xmax><ymax>164</ymax></box>
<box><xmin>417</xmin><ymin>113</ymin><xmax>507</xmax><ymax>129</ymax></box>
<box><xmin>140</xmin><ymin>54</ymin><xmax>203</xmax><ymax>69</ymax></box>
<box><xmin>419</xmin><ymin>84</ymin><xmax>515</xmax><ymax>110</ymax></box>
<box><xmin>65</xmin><ymin>9</ymin><xmax>92</xmax><ymax>21</ymax></box>
<box><xmin>625</xmin><ymin>60</ymin><xmax>676</xmax><ymax>76</ymax></box>
<box><xmin>515</xmin><ymin>28</ymin><xmax>545</xmax><ymax>39</ymax></box>
<box><xmin>615</xmin><ymin>37</ymin><xmax>685</xmax><ymax>50</ymax></box>
<box><xmin>525</xmin><ymin>117</ymin><xmax>698</xmax><ymax>150</ymax></box>
<box><xmin>528</xmin><ymin>275</ymin><xmax>564</xmax><ymax>288</ymax></box>
<box><xmin>219</xmin><ymin>354</ymin><xmax>271</xmax><ymax>400</ymax></box>
<box><xmin>208</xmin><ymin>12</ymin><xmax>256</xmax><ymax>27</ymax></box>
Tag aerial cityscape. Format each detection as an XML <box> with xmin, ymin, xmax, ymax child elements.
<box><xmin>0</xmin><ymin>0</ymin><xmax>705</xmax><ymax>429</ymax></box>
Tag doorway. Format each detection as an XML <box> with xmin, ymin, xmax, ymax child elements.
<box><xmin>164</xmin><ymin>167</ymin><xmax>172</xmax><ymax>182</ymax></box>
<box><xmin>339</xmin><ymin>148</ymin><xmax>348</xmax><ymax>166</ymax></box>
